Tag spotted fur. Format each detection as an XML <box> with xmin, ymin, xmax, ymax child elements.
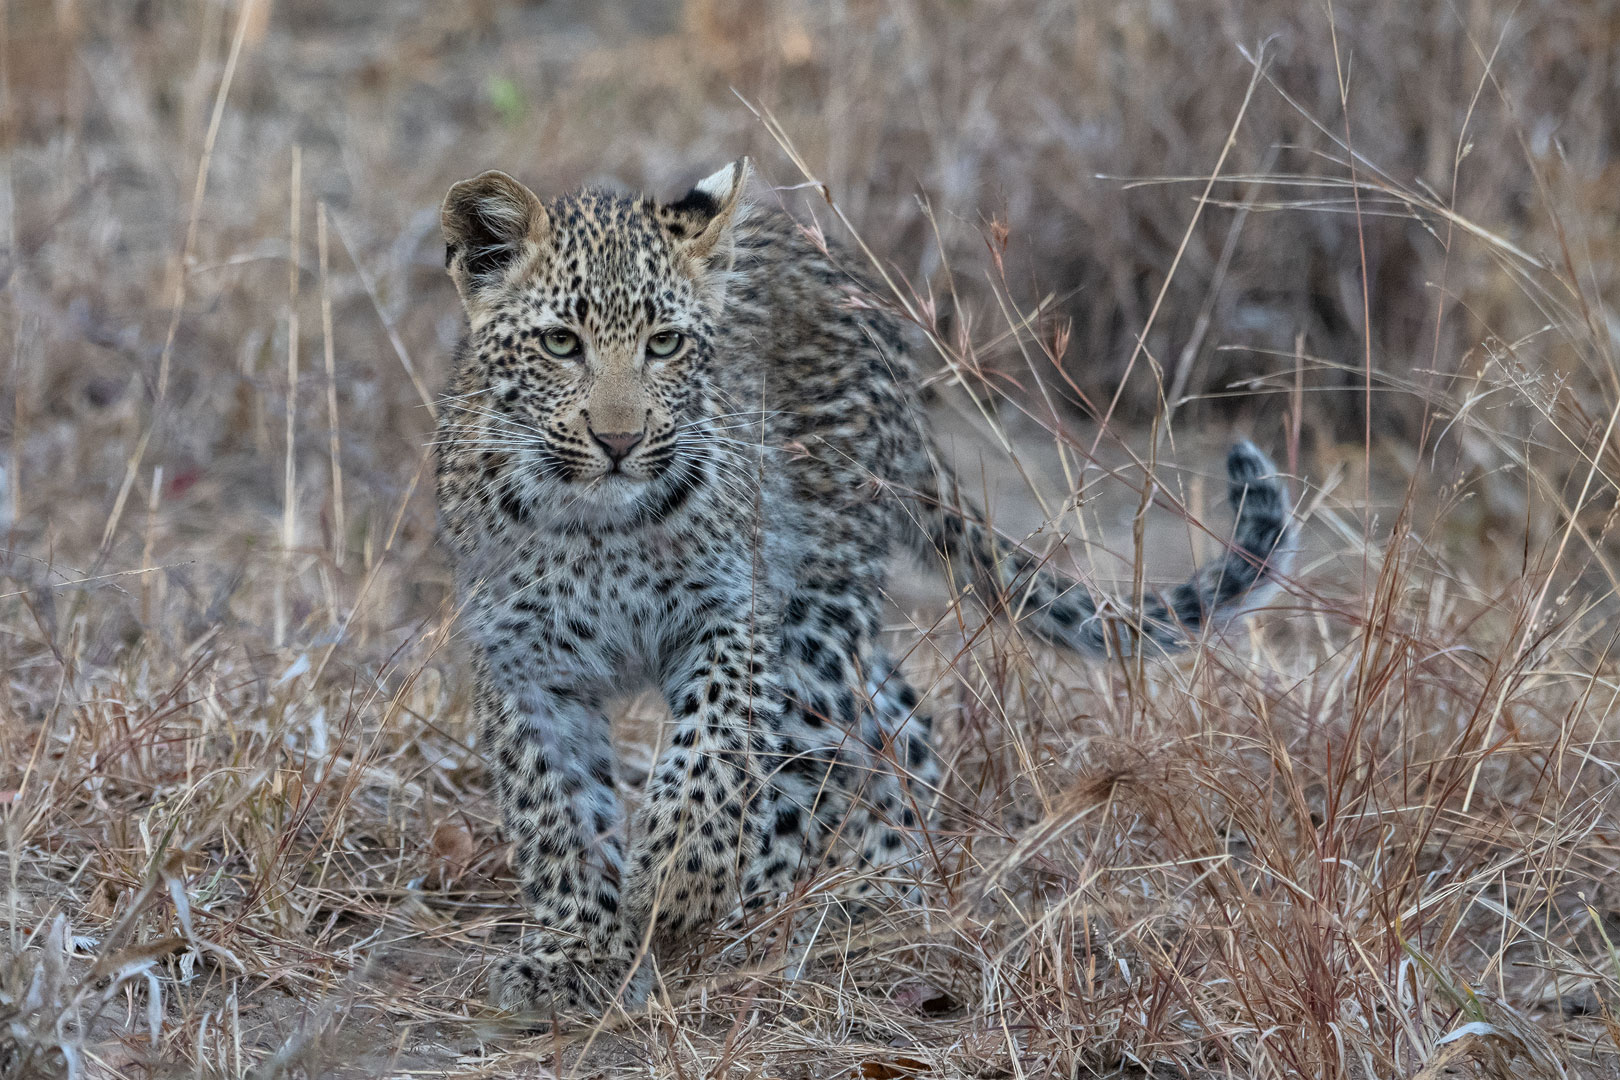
<box><xmin>434</xmin><ymin>159</ymin><xmax>1292</xmax><ymax>1020</ymax></box>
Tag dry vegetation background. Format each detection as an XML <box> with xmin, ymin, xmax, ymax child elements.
<box><xmin>4</xmin><ymin>0</ymin><xmax>1620</xmax><ymax>1076</ymax></box>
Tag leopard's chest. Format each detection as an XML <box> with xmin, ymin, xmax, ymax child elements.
<box><xmin>464</xmin><ymin>520</ymin><xmax>757</xmax><ymax>689</ymax></box>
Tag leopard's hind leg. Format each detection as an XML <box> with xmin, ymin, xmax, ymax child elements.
<box><xmin>743</xmin><ymin>572</ymin><xmax>939</xmax><ymax>914</ymax></box>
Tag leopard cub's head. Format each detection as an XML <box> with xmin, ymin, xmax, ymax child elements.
<box><xmin>439</xmin><ymin>160</ymin><xmax>749</xmax><ymax>514</ymax></box>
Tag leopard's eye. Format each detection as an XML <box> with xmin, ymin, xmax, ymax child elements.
<box><xmin>647</xmin><ymin>330</ymin><xmax>684</xmax><ymax>359</ymax></box>
<box><xmin>540</xmin><ymin>327</ymin><xmax>582</xmax><ymax>359</ymax></box>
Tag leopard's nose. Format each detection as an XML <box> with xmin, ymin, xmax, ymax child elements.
<box><xmin>588</xmin><ymin>425</ymin><xmax>646</xmax><ymax>463</ymax></box>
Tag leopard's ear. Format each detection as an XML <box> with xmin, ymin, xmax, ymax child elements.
<box><xmin>441</xmin><ymin>170</ymin><xmax>549</xmax><ymax>304</ymax></box>
<box><xmin>660</xmin><ymin>158</ymin><xmax>750</xmax><ymax>269</ymax></box>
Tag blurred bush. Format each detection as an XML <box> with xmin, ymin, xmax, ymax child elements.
<box><xmin>5</xmin><ymin>0</ymin><xmax>1616</xmax><ymax>549</ymax></box>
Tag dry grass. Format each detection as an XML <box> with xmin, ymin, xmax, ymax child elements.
<box><xmin>4</xmin><ymin>1</ymin><xmax>1620</xmax><ymax>1077</ymax></box>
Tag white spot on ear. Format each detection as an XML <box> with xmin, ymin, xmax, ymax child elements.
<box><xmin>694</xmin><ymin>160</ymin><xmax>745</xmax><ymax>203</ymax></box>
<box><xmin>678</xmin><ymin>158</ymin><xmax>751</xmax><ymax>271</ymax></box>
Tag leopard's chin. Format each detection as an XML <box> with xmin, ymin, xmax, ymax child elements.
<box><xmin>563</xmin><ymin>471</ymin><xmax>651</xmax><ymax>512</ymax></box>
<box><xmin>598</xmin><ymin>472</ymin><xmax>649</xmax><ymax>490</ymax></box>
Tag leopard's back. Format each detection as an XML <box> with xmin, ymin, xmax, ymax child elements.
<box><xmin>706</xmin><ymin>209</ymin><xmax>933</xmax><ymax>562</ymax></box>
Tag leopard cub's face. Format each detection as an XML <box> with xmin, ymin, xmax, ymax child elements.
<box><xmin>440</xmin><ymin>161</ymin><xmax>749</xmax><ymax>517</ymax></box>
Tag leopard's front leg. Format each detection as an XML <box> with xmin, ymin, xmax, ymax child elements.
<box><xmin>626</xmin><ymin>607</ymin><xmax>781</xmax><ymax>953</ymax></box>
<box><xmin>475</xmin><ymin>662</ymin><xmax>649</xmax><ymax>1019</ymax></box>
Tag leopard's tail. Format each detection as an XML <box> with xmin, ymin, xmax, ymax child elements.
<box><xmin>910</xmin><ymin>441</ymin><xmax>1292</xmax><ymax>657</ymax></box>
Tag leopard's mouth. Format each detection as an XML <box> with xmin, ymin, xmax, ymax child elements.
<box><xmin>535</xmin><ymin>447</ymin><xmax>650</xmax><ymax>487</ymax></box>
<box><xmin>572</xmin><ymin>461</ymin><xmax>652</xmax><ymax>484</ymax></box>
<box><xmin>575</xmin><ymin>446</ymin><xmax>680</xmax><ymax>486</ymax></box>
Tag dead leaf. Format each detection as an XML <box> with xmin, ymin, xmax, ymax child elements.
<box><xmin>430</xmin><ymin>822</ymin><xmax>476</xmax><ymax>882</ymax></box>
<box><xmin>857</xmin><ymin>1058</ymin><xmax>930</xmax><ymax>1079</ymax></box>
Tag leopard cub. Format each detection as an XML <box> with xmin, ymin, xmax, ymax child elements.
<box><xmin>434</xmin><ymin>159</ymin><xmax>1291</xmax><ymax>1019</ymax></box>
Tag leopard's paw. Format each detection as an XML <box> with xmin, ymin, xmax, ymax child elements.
<box><xmin>489</xmin><ymin>946</ymin><xmax>651</xmax><ymax>1026</ymax></box>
